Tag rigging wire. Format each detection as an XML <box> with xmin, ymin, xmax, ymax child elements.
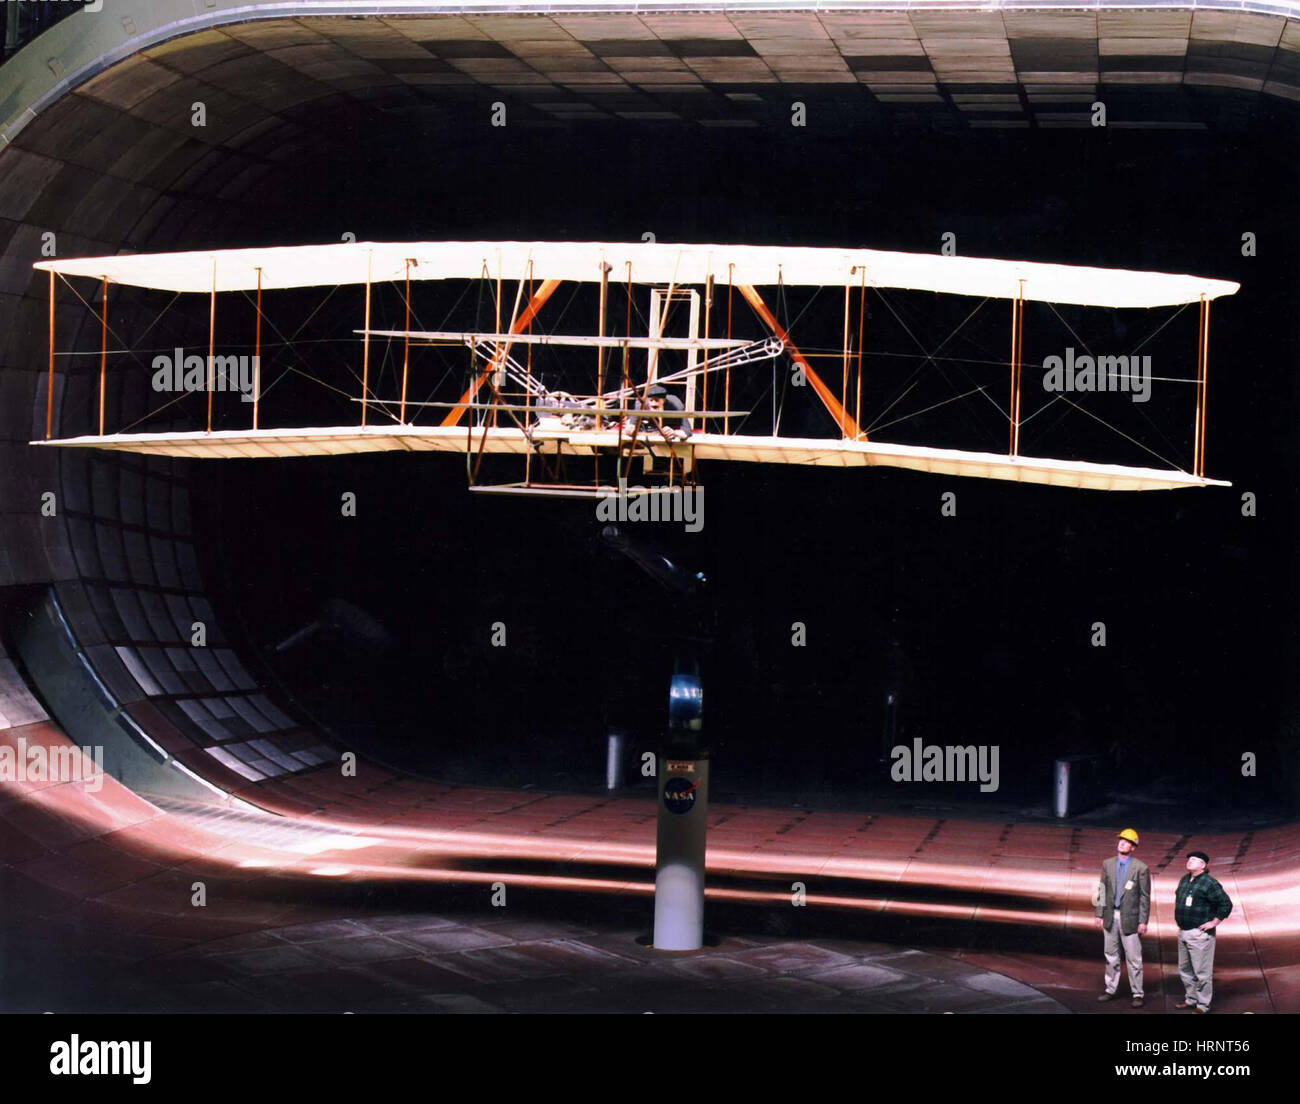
<box><xmin>868</xmin><ymin>385</ymin><xmax>992</xmax><ymax>435</ymax></box>
<box><xmin>863</xmin><ymin>290</ymin><xmax>995</xmax><ymax>443</ymax></box>
<box><xmin>1044</xmin><ymin>300</ymin><xmax>1190</xmax><ymax>470</ymax></box>
<box><xmin>864</xmin><ymin>293</ymin><xmax>991</xmax><ymax>435</ymax></box>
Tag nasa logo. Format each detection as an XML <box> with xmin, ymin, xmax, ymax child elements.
<box><xmin>663</xmin><ymin>776</ymin><xmax>697</xmax><ymax>815</ymax></box>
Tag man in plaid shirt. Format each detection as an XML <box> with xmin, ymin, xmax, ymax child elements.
<box><xmin>1173</xmin><ymin>850</ymin><xmax>1233</xmax><ymax>1013</ymax></box>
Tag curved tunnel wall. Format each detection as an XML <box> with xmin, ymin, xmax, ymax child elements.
<box><xmin>2</xmin><ymin>2</ymin><xmax>1300</xmax><ymax>805</ymax></box>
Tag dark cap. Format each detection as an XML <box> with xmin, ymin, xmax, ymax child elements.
<box><xmin>645</xmin><ymin>383</ymin><xmax>667</xmax><ymax>398</ymax></box>
<box><xmin>1188</xmin><ymin>850</ymin><xmax>1210</xmax><ymax>865</ymax></box>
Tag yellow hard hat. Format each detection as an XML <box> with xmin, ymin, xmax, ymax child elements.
<box><xmin>1117</xmin><ymin>828</ymin><xmax>1140</xmax><ymax>845</ymax></box>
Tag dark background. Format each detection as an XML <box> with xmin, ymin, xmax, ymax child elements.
<box><xmin>105</xmin><ymin>97</ymin><xmax>1296</xmax><ymax>815</ymax></box>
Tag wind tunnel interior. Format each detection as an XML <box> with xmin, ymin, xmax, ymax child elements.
<box><xmin>2</xmin><ymin>10</ymin><xmax>1300</xmax><ymax>823</ymax></box>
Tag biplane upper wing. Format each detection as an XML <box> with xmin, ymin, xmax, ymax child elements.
<box><xmin>34</xmin><ymin>240</ymin><xmax>1239</xmax><ymax>308</ymax></box>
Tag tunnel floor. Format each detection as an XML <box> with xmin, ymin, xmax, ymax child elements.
<box><xmin>9</xmin><ymin>911</ymin><xmax>1068</xmax><ymax>1015</ymax></box>
<box><xmin>1</xmin><ymin>721</ymin><xmax>1293</xmax><ymax>1013</ymax></box>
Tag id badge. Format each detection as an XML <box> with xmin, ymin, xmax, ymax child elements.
<box><xmin>1185</xmin><ymin>895</ymin><xmax>1194</xmax><ymax>907</ymax></box>
<box><xmin>1124</xmin><ymin>880</ymin><xmax>1134</xmax><ymax>891</ymax></box>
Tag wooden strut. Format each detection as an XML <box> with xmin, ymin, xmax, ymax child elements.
<box><xmin>1194</xmin><ymin>294</ymin><xmax>1210</xmax><ymax>478</ymax></box>
<box><xmin>400</xmin><ymin>259</ymin><xmax>411</xmax><ymax>424</ymax></box>
<box><xmin>488</xmin><ymin>262</ymin><xmax>501</xmax><ymax>428</ymax></box>
<box><xmin>473</xmin><ymin>275</ymin><xmax>527</xmax><ymax>482</ymax></box>
<box><xmin>736</xmin><ymin>283</ymin><xmax>861</xmax><ymax>439</ymax></box>
<box><xmin>1197</xmin><ymin>306</ymin><xmax>1204</xmax><ymax>472</ymax></box>
<box><xmin>1017</xmin><ymin>282</ymin><xmax>1025</xmax><ymax>454</ymax></box>
<box><xmin>702</xmin><ymin>274</ymin><xmax>713</xmax><ymax>435</ymax></box>
<box><xmin>773</xmin><ymin>266</ymin><xmax>782</xmax><ymax>435</ymax></box>
<box><xmin>46</xmin><ymin>269</ymin><xmax>54</xmax><ymax>439</ymax></box>
<box><xmin>616</xmin><ymin>262</ymin><xmax>632</xmax><ymax>458</ymax></box>
<box><xmin>98</xmin><ymin>276</ymin><xmax>108</xmax><ymax>436</ymax></box>
<box><xmin>1196</xmin><ymin>299</ymin><xmax>1206</xmax><ymax>475</ymax></box>
<box><xmin>619</xmin><ymin>383</ymin><xmax>648</xmax><ymax>485</ymax></box>
<box><xmin>361</xmin><ymin>253</ymin><xmax>372</xmax><ymax>427</ymax></box>
<box><xmin>647</xmin><ymin>278</ymin><xmax>682</xmax><ymax>483</ymax></box>
<box><xmin>856</xmin><ymin>265</ymin><xmax>866</xmax><ymax>441</ymax></box>
<box><xmin>617</xmin><ymin>263</ymin><xmax>647</xmax><ymax>485</ymax></box>
<box><xmin>442</xmin><ymin>278</ymin><xmax>560</xmax><ymax>428</ymax></box>
<box><xmin>1009</xmin><ymin>280</ymin><xmax>1024</xmax><ymax>457</ymax></box>
<box><xmin>725</xmin><ymin>265</ymin><xmax>734</xmax><ymax>435</ymax></box>
<box><xmin>253</xmin><ymin>267</ymin><xmax>262</xmax><ymax>430</ymax></box>
<box><xmin>526</xmin><ymin>263</ymin><xmax>534</xmax><ymax>485</ymax></box>
<box><xmin>841</xmin><ymin>283</ymin><xmax>851</xmax><ymax>439</ymax></box>
<box><xmin>596</xmin><ymin>260</ymin><xmax>610</xmax><ymax>431</ymax></box>
<box><xmin>206</xmin><ymin>265</ymin><xmax>215</xmax><ymax>434</ymax></box>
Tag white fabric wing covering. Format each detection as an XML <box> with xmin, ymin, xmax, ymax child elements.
<box><xmin>34</xmin><ymin>241</ymin><xmax>1238</xmax><ymax>308</ymax></box>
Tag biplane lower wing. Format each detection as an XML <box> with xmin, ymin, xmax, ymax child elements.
<box><xmin>31</xmin><ymin>427</ymin><xmax>1228</xmax><ymax>492</ymax></box>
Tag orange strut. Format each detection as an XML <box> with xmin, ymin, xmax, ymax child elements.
<box><xmin>1200</xmin><ymin>300</ymin><xmax>1210</xmax><ymax>476</ymax></box>
<box><xmin>1009</xmin><ymin>282</ymin><xmax>1024</xmax><ymax>457</ymax></box>
<box><xmin>401</xmin><ymin>259</ymin><xmax>411</xmax><ymax>424</ymax></box>
<box><xmin>1194</xmin><ymin>295</ymin><xmax>1211</xmax><ymax>477</ymax></box>
<box><xmin>856</xmin><ymin>266</ymin><xmax>866</xmax><ymax>441</ymax></box>
<box><xmin>841</xmin><ymin>283</ymin><xmax>850</xmax><ymax>439</ymax></box>
<box><xmin>206</xmin><ymin>265</ymin><xmax>215</xmax><ymax>434</ymax></box>
<box><xmin>361</xmin><ymin>257</ymin><xmax>372</xmax><ymax>427</ymax></box>
<box><xmin>725</xmin><ymin>265</ymin><xmax>734</xmax><ymax>435</ymax></box>
<box><xmin>46</xmin><ymin>270</ymin><xmax>54</xmax><ymax>439</ymax></box>
<box><xmin>98</xmin><ymin>276</ymin><xmax>108</xmax><ymax>435</ymax></box>
<box><xmin>440</xmin><ymin>279</ymin><xmax>560</xmax><ymax>427</ymax></box>
<box><xmin>737</xmin><ymin>283</ymin><xmax>861</xmax><ymax>439</ymax></box>
<box><xmin>253</xmin><ymin>267</ymin><xmax>262</xmax><ymax>430</ymax></box>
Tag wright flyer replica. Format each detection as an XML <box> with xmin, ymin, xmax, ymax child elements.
<box><xmin>31</xmin><ymin>240</ymin><xmax>1238</xmax><ymax>495</ymax></box>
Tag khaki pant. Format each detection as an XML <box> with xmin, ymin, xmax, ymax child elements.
<box><xmin>1177</xmin><ymin>927</ymin><xmax>1216</xmax><ymax>1010</ymax></box>
<box><xmin>1103</xmin><ymin>907</ymin><xmax>1144</xmax><ymax>997</ymax></box>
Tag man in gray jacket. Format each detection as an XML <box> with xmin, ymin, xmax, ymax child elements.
<box><xmin>1095</xmin><ymin>827</ymin><xmax>1151</xmax><ymax>1007</ymax></box>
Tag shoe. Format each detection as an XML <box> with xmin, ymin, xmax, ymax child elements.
<box><xmin>1173</xmin><ymin>1000</ymin><xmax>1196</xmax><ymax>1009</ymax></box>
<box><xmin>1097</xmin><ymin>992</ymin><xmax>1118</xmax><ymax>1002</ymax></box>
<box><xmin>1131</xmin><ymin>997</ymin><xmax>1144</xmax><ymax>1008</ymax></box>
<box><xmin>1195</xmin><ymin>1006</ymin><xmax>1210</xmax><ymax>1015</ymax></box>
